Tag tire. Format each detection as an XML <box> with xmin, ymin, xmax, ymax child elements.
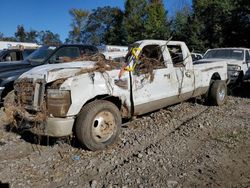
<box><xmin>75</xmin><ymin>100</ymin><xmax>121</xmax><ymax>151</ymax></box>
<box><xmin>208</xmin><ymin>80</ymin><xmax>227</xmax><ymax>106</ymax></box>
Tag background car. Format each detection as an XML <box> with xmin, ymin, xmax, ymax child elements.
<box><xmin>0</xmin><ymin>47</ymin><xmax>37</xmax><ymax>62</ymax></box>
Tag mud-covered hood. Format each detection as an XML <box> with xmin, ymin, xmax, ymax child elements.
<box><xmin>19</xmin><ymin>61</ymin><xmax>97</xmax><ymax>83</ymax></box>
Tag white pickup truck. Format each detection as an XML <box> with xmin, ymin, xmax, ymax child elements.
<box><xmin>7</xmin><ymin>40</ymin><xmax>228</xmax><ymax>150</ymax></box>
<box><xmin>195</xmin><ymin>48</ymin><xmax>250</xmax><ymax>85</ymax></box>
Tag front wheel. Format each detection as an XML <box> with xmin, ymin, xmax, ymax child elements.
<box><xmin>75</xmin><ymin>100</ymin><xmax>121</xmax><ymax>151</ymax></box>
<box><xmin>208</xmin><ymin>80</ymin><xmax>227</xmax><ymax>106</ymax></box>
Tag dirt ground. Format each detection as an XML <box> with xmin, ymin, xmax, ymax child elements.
<box><xmin>0</xmin><ymin>85</ymin><xmax>250</xmax><ymax>187</ymax></box>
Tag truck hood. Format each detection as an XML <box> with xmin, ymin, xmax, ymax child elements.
<box><xmin>194</xmin><ymin>60</ymin><xmax>227</xmax><ymax>72</ymax></box>
<box><xmin>19</xmin><ymin>61</ymin><xmax>97</xmax><ymax>83</ymax></box>
<box><xmin>0</xmin><ymin>60</ymin><xmax>34</xmax><ymax>79</ymax></box>
<box><xmin>194</xmin><ymin>58</ymin><xmax>243</xmax><ymax>65</ymax></box>
<box><xmin>0</xmin><ymin>60</ymin><xmax>31</xmax><ymax>72</ymax></box>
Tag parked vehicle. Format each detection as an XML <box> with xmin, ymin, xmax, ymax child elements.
<box><xmin>6</xmin><ymin>40</ymin><xmax>228</xmax><ymax>151</ymax></box>
<box><xmin>0</xmin><ymin>41</ymin><xmax>39</xmax><ymax>50</ymax></box>
<box><xmin>102</xmin><ymin>51</ymin><xmax>127</xmax><ymax>61</ymax></box>
<box><xmin>195</xmin><ymin>48</ymin><xmax>250</xmax><ymax>85</ymax></box>
<box><xmin>0</xmin><ymin>47</ymin><xmax>37</xmax><ymax>62</ymax></box>
<box><xmin>0</xmin><ymin>44</ymin><xmax>98</xmax><ymax>102</ymax></box>
<box><xmin>99</xmin><ymin>45</ymin><xmax>128</xmax><ymax>52</ymax></box>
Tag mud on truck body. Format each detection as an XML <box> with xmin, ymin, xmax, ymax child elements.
<box><xmin>6</xmin><ymin>40</ymin><xmax>228</xmax><ymax>151</ymax></box>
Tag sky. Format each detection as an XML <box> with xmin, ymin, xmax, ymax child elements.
<box><xmin>0</xmin><ymin>0</ymin><xmax>192</xmax><ymax>42</ymax></box>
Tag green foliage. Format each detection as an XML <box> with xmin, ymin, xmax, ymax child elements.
<box><xmin>123</xmin><ymin>0</ymin><xmax>171</xmax><ymax>44</ymax></box>
<box><xmin>84</xmin><ymin>6</ymin><xmax>125</xmax><ymax>45</ymax></box>
<box><xmin>0</xmin><ymin>32</ymin><xmax>16</xmax><ymax>42</ymax></box>
<box><xmin>67</xmin><ymin>8</ymin><xmax>89</xmax><ymax>43</ymax></box>
<box><xmin>172</xmin><ymin>6</ymin><xmax>190</xmax><ymax>41</ymax></box>
<box><xmin>1</xmin><ymin>26</ymin><xmax>61</xmax><ymax>45</ymax></box>
<box><xmin>15</xmin><ymin>25</ymin><xmax>27</xmax><ymax>42</ymax></box>
<box><xmin>173</xmin><ymin>0</ymin><xmax>249</xmax><ymax>51</ymax></box>
<box><xmin>193</xmin><ymin>0</ymin><xmax>234</xmax><ymax>49</ymax></box>
<box><xmin>223</xmin><ymin>0</ymin><xmax>250</xmax><ymax>47</ymax></box>
<box><xmin>1</xmin><ymin>1</ymin><xmax>249</xmax><ymax>50</ymax></box>
<box><xmin>144</xmin><ymin>0</ymin><xmax>170</xmax><ymax>39</ymax></box>
<box><xmin>26</xmin><ymin>30</ymin><xmax>38</xmax><ymax>43</ymax></box>
<box><xmin>123</xmin><ymin>0</ymin><xmax>147</xmax><ymax>43</ymax></box>
<box><xmin>103</xmin><ymin>8</ymin><xmax>125</xmax><ymax>45</ymax></box>
<box><xmin>38</xmin><ymin>30</ymin><xmax>62</xmax><ymax>45</ymax></box>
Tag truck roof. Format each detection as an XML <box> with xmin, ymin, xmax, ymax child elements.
<box><xmin>135</xmin><ymin>40</ymin><xmax>186</xmax><ymax>46</ymax></box>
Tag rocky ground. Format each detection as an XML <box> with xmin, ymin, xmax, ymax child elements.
<box><xmin>0</xmin><ymin>87</ymin><xmax>250</xmax><ymax>188</ymax></box>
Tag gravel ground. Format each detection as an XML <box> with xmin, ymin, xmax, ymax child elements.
<box><xmin>0</xmin><ymin>94</ymin><xmax>250</xmax><ymax>188</ymax></box>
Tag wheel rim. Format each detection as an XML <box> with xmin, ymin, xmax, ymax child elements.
<box><xmin>91</xmin><ymin>111</ymin><xmax>117</xmax><ymax>143</ymax></box>
<box><xmin>218</xmin><ymin>86</ymin><xmax>225</xmax><ymax>101</ymax></box>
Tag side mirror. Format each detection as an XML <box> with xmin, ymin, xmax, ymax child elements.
<box><xmin>5</xmin><ymin>56</ymin><xmax>11</xmax><ymax>61</ymax></box>
<box><xmin>48</xmin><ymin>57</ymin><xmax>61</xmax><ymax>64</ymax></box>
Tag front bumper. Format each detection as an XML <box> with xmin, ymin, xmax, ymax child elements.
<box><xmin>30</xmin><ymin>117</ymin><xmax>75</xmax><ymax>137</ymax></box>
<box><xmin>12</xmin><ymin>106</ymin><xmax>75</xmax><ymax>137</ymax></box>
<box><xmin>20</xmin><ymin>118</ymin><xmax>75</xmax><ymax>137</ymax></box>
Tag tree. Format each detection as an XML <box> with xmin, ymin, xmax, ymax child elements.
<box><xmin>67</xmin><ymin>8</ymin><xmax>89</xmax><ymax>43</ymax></box>
<box><xmin>15</xmin><ymin>25</ymin><xmax>27</xmax><ymax>42</ymax></box>
<box><xmin>123</xmin><ymin>0</ymin><xmax>147</xmax><ymax>44</ymax></box>
<box><xmin>38</xmin><ymin>30</ymin><xmax>62</xmax><ymax>45</ymax></box>
<box><xmin>143</xmin><ymin>0</ymin><xmax>170</xmax><ymax>39</ymax></box>
<box><xmin>172</xmin><ymin>6</ymin><xmax>191</xmax><ymax>41</ymax></box>
<box><xmin>0</xmin><ymin>32</ymin><xmax>17</xmax><ymax>42</ymax></box>
<box><xmin>84</xmin><ymin>6</ymin><xmax>125</xmax><ymax>45</ymax></box>
<box><xmin>191</xmin><ymin>0</ymin><xmax>234</xmax><ymax>50</ymax></box>
<box><xmin>26</xmin><ymin>29</ymin><xmax>38</xmax><ymax>43</ymax></box>
<box><xmin>223</xmin><ymin>0</ymin><xmax>250</xmax><ymax>47</ymax></box>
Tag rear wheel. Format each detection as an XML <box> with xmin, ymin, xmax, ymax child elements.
<box><xmin>208</xmin><ymin>80</ymin><xmax>227</xmax><ymax>106</ymax></box>
<box><xmin>75</xmin><ymin>100</ymin><xmax>121</xmax><ymax>151</ymax></box>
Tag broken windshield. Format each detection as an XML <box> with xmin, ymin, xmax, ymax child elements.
<box><xmin>203</xmin><ymin>49</ymin><xmax>244</xmax><ymax>60</ymax></box>
<box><xmin>25</xmin><ymin>46</ymin><xmax>56</xmax><ymax>64</ymax></box>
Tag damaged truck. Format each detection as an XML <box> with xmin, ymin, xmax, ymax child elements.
<box><xmin>5</xmin><ymin>40</ymin><xmax>228</xmax><ymax>151</ymax></box>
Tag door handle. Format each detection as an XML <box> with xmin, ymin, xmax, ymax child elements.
<box><xmin>164</xmin><ymin>74</ymin><xmax>170</xmax><ymax>79</ymax></box>
<box><xmin>185</xmin><ymin>71</ymin><xmax>191</xmax><ymax>78</ymax></box>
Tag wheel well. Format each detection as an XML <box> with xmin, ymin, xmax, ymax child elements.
<box><xmin>84</xmin><ymin>95</ymin><xmax>122</xmax><ymax>110</ymax></box>
<box><xmin>211</xmin><ymin>72</ymin><xmax>221</xmax><ymax>81</ymax></box>
<box><xmin>206</xmin><ymin>73</ymin><xmax>221</xmax><ymax>99</ymax></box>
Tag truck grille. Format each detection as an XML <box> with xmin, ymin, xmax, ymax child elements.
<box><xmin>14</xmin><ymin>78</ymin><xmax>45</xmax><ymax>111</ymax></box>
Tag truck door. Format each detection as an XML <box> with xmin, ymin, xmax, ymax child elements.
<box><xmin>168</xmin><ymin>44</ymin><xmax>195</xmax><ymax>100</ymax></box>
<box><xmin>131</xmin><ymin>44</ymin><xmax>179</xmax><ymax>115</ymax></box>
